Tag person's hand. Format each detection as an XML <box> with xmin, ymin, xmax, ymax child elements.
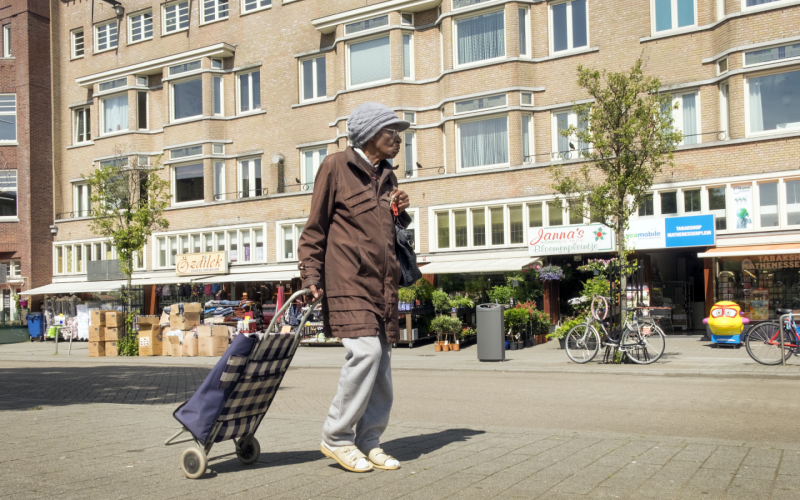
<box><xmin>391</xmin><ymin>188</ymin><xmax>410</xmax><ymax>213</ymax></box>
<box><xmin>307</xmin><ymin>285</ymin><xmax>324</xmax><ymax>303</ymax></box>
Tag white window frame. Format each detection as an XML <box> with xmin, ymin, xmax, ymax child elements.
<box><xmin>344</xmin><ymin>15</ymin><xmax>389</xmax><ymax>35</ymax></box>
<box><xmin>455</xmin><ymin>113</ymin><xmax>511</xmax><ymax>173</ymax></box>
<box><xmin>744</xmin><ymin>67</ymin><xmax>800</xmax><ymax>138</ymax></box>
<box><xmin>454</xmin><ymin>93</ymin><xmax>507</xmax><ymax>115</ymax></box>
<box><xmin>172</xmin><ymin>162</ymin><xmax>205</xmax><ymax>206</ymax></box>
<box><xmin>94</xmin><ymin>19</ymin><xmax>118</xmax><ymax>53</ymax></box>
<box><xmin>551</xmin><ymin>109</ymin><xmax>589</xmax><ymax>158</ymax></box>
<box><xmin>650</xmin><ymin>0</ymin><xmax>697</xmax><ymax>35</ymax></box>
<box><xmin>241</xmin><ymin>0</ymin><xmax>271</xmax><ymax>15</ymax></box>
<box><xmin>346</xmin><ymin>34</ymin><xmax>392</xmax><ymax>89</ymax></box>
<box><xmin>401</xmin><ymin>12</ymin><xmax>414</xmax><ymax>25</ymax></box>
<box><xmin>453</xmin><ymin>7</ymin><xmax>507</xmax><ymax>69</ymax></box>
<box><xmin>169</xmin><ymin>145</ymin><xmax>202</xmax><ymax>160</ymax></box>
<box><xmin>671</xmin><ymin>91</ymin><xmax>702</xmax><ymax>145</ymax></box>
<box><xmin>170</xmin><ymin>76</ymin><xmax>203</xmax><ymax>123</ymax></box>
<box><xmin>73</xmin><ymin>183</ymin><xmax>91</xmax><ymax>218</ymax></box>
<box><xmin>402</xmin><ymin>32</ymin><xmax>415</xmax><ymax>80</ymax></box>
<box><xmin>719</xmin><ymin>81</ymin><xmax>730</xmax><ymax>140</ymax></box>
<box><xmin>2</xmin><ymin>24</ymin><xmax>10</xmax><ymax>58</ymax></box>
<box><xmin>163</xmin><ymin>0</ymin><xmax>190</xmax><ymax>35</ymax></box>
<box><xmin>277</xmin><ymin>219</ymin><xmax>308</xmax><ymax>262</ymax></box>
<box><xmin>717</xmin><ymin>0</ymin><xmax>726</xmax><ymax>19</ymax></box>
<box><xmin>237</xmin><ymin>69</ymin><xmax>261</xmax><ymax>114</ymax></box>
<box><xmin>521</xmin><ymin>92</ymin><xmax>533</xmax><ymax>106</ymax></box>
<box><xmin>153</xmin><ymin>223</ymin><xmax>267</xmax><ymax>269</ymax></box>
<box><xmin>756</xmin><ymin>179</ymin><xmax>781</xmax><ymax>230</ymax></box>
<box><xmin>518</xmin><ymin>7</ymin><xmax>531</xmax><ymax>57</ymax></box>
<box><xmin>213</xmin><ymin>160</ymin><xmax>225</xmax><ymax>201</ymax></box>
<box><xmin>300</xmin><ymin>147</ymin><xmax>327</xmax><ymax>188</ymax></box>
<box><xmin>238</xmin><ymin>157</ymin><xmax>263</xmax><ymax>198</ymax></box>
<box><xmin>299</xmin><ymin>55</ymin><xmax>326</xmax><ymax>102</ymax></box>
<box><xmin>73</xmin><ymin>106</ymin><xmax>91</xmax><ymax>144</ymax></box>
<box><xmin>137</xmin><ymin>91</ymin><xmax>148</xmax><ymax>130</ymax></box>
<box><xmin>451</xmin><ymin>0</ymin><xmax>493</xmax><ymax>10</ymax></box>
<box><xmin>706</xmin><ymin>185</ymin><xmax>728</xmax><ymax>231</ymax></box>
<box><xmin>0</xmin><ymin>170</ymin><xmax>17</xmax><ymax>219</ymax></box>
<box><xmin>784</xmin><ymin>177</ymin><xmax>800</xmax><ymax>228</ymax></box>
<box><xmin>212</xmin><ymin>144</ymin><xmax>225</xmax><ymax>155</ymax></box>
<box><xmin>71</xmin><ymin>28</ymin><xmax>85</xmax><ymax>59</ymax></box>
<box><xmin>548</xmin><ymin>0</ymin><xmax>590</xmax><ymax>56</ymax></box>
<box><xmin>1</xmin><ymin>259</ymin><xmax>21</xmax><ymax>279</ymax></box>
<box><xmin>99</xmin><ymin>93</ymin><xmax>129</xmax><ymax>136</ymax></box>
<box><xmin>211</xmin><ymin>75</ymin><xmax>224</xmax><ymax>116</ymax></box>
<box><xmin>717</xmin><ymin>57</ymin><xmax>728</xmax><ymax>75</ymax></box>
<box><xmin>202</xmin><ymin>0</ymin><xmax>229</xmax><ymax>25</ymax></box>
<box><xmin>405</xmin><ymin>207</ymin><xmax>421</xmax><ymax>252</ymax></box>
<box><xmin>403</xmin><ymin>130</ymin><xmax>417</xmax><ymax>178</ymax></box>
<box><xmin>743</xmin><ymin>42</ymin><xmax>800</xmax><ymax>68</ymax></box>
<box><xmin>742</xmin><ymin>0</ymin><xmax>789</xmax><ymax>10</ymax></box>
<box><xmin>430</xmin><ymin>203</ymin><xmax>531</xmax><ymax>252</ymax></box>
<box><xmin>522</xmin><ymin>112</ymin><xmax>534</xmax><ymax>162</ymax></box>
<box><xmin>128</xmin><ymin>9</ymin><xmax>153</xmax><ymax>44</ymax></box>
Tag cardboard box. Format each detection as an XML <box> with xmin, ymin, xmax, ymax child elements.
<box><xmin>162</xmin><ymin>334</ymin><xmax>172</xmax><ymax>356</ymax></box>
<box><xmin>90</xmin><ymin>310</ymin><xmax>106</xmax><ymax>326</ymax></box>
<box><xmin>105</xmin><ymin>327</ymin><xmax>122</xmax><ymax>341</ymax></box>
<box><xmin>197</xmin><ymin>325</ymin><xmax>229</xmax><ymax>357</ymax></box>
<box><xmin>138</xmin><ymin>317</ymin><xmax>163</xmax><ymax>356</ymax></box>
<box><xmin>88</xmin><ymin>341</ymin><xmax>105</xmax><ymax>357</ymax></box>
<box><xmin>88</xmin><ymin>326</ymin><xmax>105</xmax><ymax>342</ymax></box>
<box><xmin>105</xmin><ymin>311</ymin><xmax>124</xmax><ymax>327</ymax></box>
<box><xmin>182</xmin><ymin>335</ymin><xmax>199</xmax><ymax>357</ymax></box>
<box><xmin>168</xmin><ymin>335</ymin><xmax>182</xmax><ymax>357</ymax></box>
<box><xmin>105</xmin><ymin>341</ymin><xmax>119</xmax><ymax>357</ymax></box>
<box><xmin>159</xmin><ymin>311</ymin><xmax>170</xmax><ymax>326</ymax></box>
<box><xmin>170</xmin><ymin>303</ymin><xmax>202</xmax><ymax>330</ymax></box>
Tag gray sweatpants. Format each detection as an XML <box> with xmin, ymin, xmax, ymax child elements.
<box><xmin>321</xmin><ymin>334</ymin><xmax>393</xmax><ymax>452</ymax></box>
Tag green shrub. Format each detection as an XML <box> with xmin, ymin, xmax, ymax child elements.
<box><xmin>449</xmin><ymin>295</ymin><xmax>474</xmax><ymax>309</ymax></box>
<box><xmin>504</xmin><ymin>308</ymin><xmax>529</xmax><ymax>332</ymax></box>
<box><xmin>547</xmin><ymin>317</ymin><xmax>587</xmax><ymax>340</ymax></box>
<box><xmin>488</xmin><ymin>285</ymin><xmax>514</xmax><ymax>305</ymax></box>
<box><xmin>398</xmin><ymin>287</ymin><xmax>416</xmax><ymax>304</ymax></box>
<box><xmin>432</xmin><ymin>290</ymin><xmax>450</xmax><ymax>315</ymax></box>
<box><xmin>430</xmin><ymin>315</ymin><xmax>462</xmax><ymax>334</ymax></box>
<box><xmin>414</xmin><ymin>278</ymin><xmax>435</xmax><ymax>303</ymax></box>
<box><xmin>530</xmin><ymin>309</ymin><xmax>551</xmax><ymax>336</ymax></box>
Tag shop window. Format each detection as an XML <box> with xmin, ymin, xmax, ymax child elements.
<box><xmin>238</xmin><ymin>70</ymin><xmax>261</xmax><ymax>113</ymax></box>
<box><xmin>129</xmin><ymin>10</ymin><xmax>153</xmax><ymax>43</ymax></box>
<box><xmin>301</xmin><ymin>148</ymin><xmax>327</xmax><ymax>189</ymax></box>
<box><xmin>239</xmin><ymin>158</ymin><xmax>262</xmax><ymax>198</ymax></box>
<box><xmin>457</xmin><ymin>116</ymin><xmax>509</xmax><ymax>169</ymax></box>
<box><xmin>528</xmin><ymin>203</ymin><xmax>543</xmax><ymax>227</ymax></box>
<box><xmin>0</xmin><ymin>170</ymin><xmax>16</xmax><ymax>217</ymax></box>
<box><xmin>652</xmin><ymin>0</ymin><xmax>695</xmax><ymax>33</ymax></box>
<box><xmin>74</xmin><ymin>107</ymin><xmax>91</xmax><ymax>144</ymax></box>
<box><xmin>101</xmin><ymin>94</ymin><xmax>128</xmax><ymax>134</ymax></box>
<box><xmin>472</xmin><ymin>208</ymin><xmax>486</xmax><ymax>246</ymax></box>
<box><xmin>684</xmin><ymin>189</ymin><xmax>701</xmax><ymax>213</ymax></box>
<box><xmin>550</xmin><ymin>0</ymin><xmax>588</xmax><ymax>54</ymax></box>
<box><xmin>454</xmin><ymin>210</ymin><xmax>468</xmax><ymax>247</ymax></box>
<box><xmin>548</xmin><ymin>200</ymin><xmax>563</xmax><ymax>226</ymax></box>
<box><xmin>348</xmin><ymin>36</ymin><xmax>390</xmax><ymax>87</ymax></box>
<box><xmin>174</xmin><ymin>163</ymin><xmax>204</xmax><ymax>204</ymax></box>
<box><xmin>437</xmin><ymin>211</ymin><xmax>450</xmax><ymax>249</ymax></box>
<box><xmin>71</xmin><ymin>28</ymin><xmax>84</xmax><ymax>58</ymax></box>
<box><xmin>164</xmin><ymin>1</ymin><xmax>190</xmax><ymax>34</ymax></box>
<box><xmin>660</xmin><ymin>192</ymin><xmax>677</xmax><ymax>215</ymax></box>
<box><xmin>708</xmin><ymin>187</ymin><xmax>727</xmax><ymax>230</ymax></box>
<box><xmin>490</xmin><ymin>207</ymin><xmax>504</xmax><ymax>245</ymax></box>
<box><xmin>300</xmin><ymin>56</ymin><xmax>326</xmax><ymax>102</ymax></box>
<box><xmin>242</xmin><ymin>0</ymin><xmax>270</xmax><ymax>13</ymax></box>
<box><xmin>95</xmin><ymin>20</ymin><xmax>118</xmax><ymax>52</ymax></box>
<box><xmin>747</xmin><ymin>69</ymin><xmax>800</xmax><ymax>135</ymax></box>
<box><xmin>638</xmin><ymin>193</ymin><xmax>654</xmax><ymax>216</ymax></box>
<box><xmin>203</xmin><ymin>0</ymin><xmax>229</xmax><ymax>23</ymax></box>
<box><xmin>509</xmin><ymin>205</ymin><xmax>524</xmax><ymax>244</ymax></box>
<box><xmin>759</xmin><ymin>182</ymin><xmax>779</xmax><ymax>227</ymax></box>
<box><xmin>172</xmin><ymin>78</ymin><xmax>203</xmax><ymax>121</ymax></box>
<box><xmin>281</xmin><ymin>223</ymin><xmax>305</xmax><ymax>260</ymax></box>
<box><xmin>402</xmin><ymin>33</ymin><xmax>413</xmax><ymax>79</ymax></box>
<box><xmin>455</xmin><ymin>10</ymin><xmax>505</xmax><ymax>66</ymax></box>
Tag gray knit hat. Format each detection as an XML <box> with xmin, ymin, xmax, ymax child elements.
<box><xmin>348</xmin><ymin>102</ymin><xmax>410</xmax><ymax>148</ymax></box>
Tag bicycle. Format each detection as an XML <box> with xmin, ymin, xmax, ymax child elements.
<box><xmin>565</xmin><ymin>295</ymin><xmax>666</xmax><ymax>365</ymax></box>
<box><xmin>745</xmin><ymin>308</ymin><xmax>799</xmax><ymax>365</ymax></box>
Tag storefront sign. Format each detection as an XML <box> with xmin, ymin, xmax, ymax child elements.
<box><xmin>176</xmin><ymin>251</ymin><xmax>228</xmax><ymax>276</ymax></box>
<box><xmin>528</xmin><ymin>224</ymin><xmax>615</xmax><ymax>256</ymax></box>
<box><xmin>752</xmin><ymin>254</ymin><xmax>800</xmax><ymax>270</ymax></box>
<box><xmin>627</xmin><ymin>214</ymin><xmax>715</xmax><ymax>250</ymax></box>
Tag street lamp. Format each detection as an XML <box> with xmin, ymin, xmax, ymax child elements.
<box><xmin>101</xmin><ymin>0</ymin><xmax>125</xmax><ymax>17</ymax></box>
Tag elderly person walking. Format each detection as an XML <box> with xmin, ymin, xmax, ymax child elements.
<box><xmin>298</xmin><ymin>102</ymin><xmax>412</xmax><ymax>473</ymax></box>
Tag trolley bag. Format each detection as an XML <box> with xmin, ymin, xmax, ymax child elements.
<box><xmin>165</xmin><ymin>288</ymin><xmax>321</xmax><ymax>479</ymax></box>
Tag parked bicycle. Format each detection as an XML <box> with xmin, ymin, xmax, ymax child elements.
<box><xmin>565</xmin><ymin>295</ymin><xmax>666</xmax><ymax>365</ymax></box>
<box><xmin>745</xmin><ymin>308</ymin><xmax>799</xmax><ymax>365</ymax></box>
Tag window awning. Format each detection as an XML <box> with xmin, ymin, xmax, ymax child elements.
<box><xmin>20</xmin><ymin>280</ymin><xmax>125</xmax><ymax>295</ymax></box>
<box><xmin>698</xmin><ymin>244</ymin><xmax>800</xmax><ymax>258</ymax></box>
<box><xmin>419</xmin><ymin>257</ymin><xmax>536</xmax><ymax>274</ymax></box>
<box><xmin>189</xmin><ymin>271</ymin><xmax>299</xmax><ymax>283</ymax></box>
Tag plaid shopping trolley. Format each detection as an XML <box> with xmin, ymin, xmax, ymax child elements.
<box><xmin>165</xmin><ymin>288</ymin><xmax>321</xmax><ymax>479</ymax></box>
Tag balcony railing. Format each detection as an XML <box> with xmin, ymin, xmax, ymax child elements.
<box><xmin>405</xmin><ymin>163</ymin><xmax>445</xmax><ymax>178</ymax></box>
<box><xmin>213</xmin><ymin>187</ymin><xmax>269</xmax><ymax>201</ymax></box>
<box><xmin>56</xmin><ymin>210</ymin><xmax>93</xmax><ymax>220</ymax></box>
<box><xmin>682</xmin><ymin>130</ymin><xmax>727</xmax><ymax>142</ymax></box>
<box><xmin>281</xmin><ymin>180</ymin><xmax>313</xmax><ymax>193</ymax></box>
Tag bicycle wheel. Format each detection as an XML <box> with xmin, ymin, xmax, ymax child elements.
<box><xmin>621</xmin><ymin>322</ymin><xmax>666</xmax><ymax>364</ymax></box>
<box><xmin>745</xmin><ymin>322</ymin><xmax>792</xmax><ymax>365</ymax></box>
<box><xmin>565</xmin><ymin>324</ymin><xmax>601</xmax><ymax>364</ymax></box>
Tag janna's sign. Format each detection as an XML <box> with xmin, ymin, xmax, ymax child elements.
<box><xmin>176</xmin><ymin>252</ymin><xmax>228</xmax><ymax>276</ymax></box>
<box><xmin>528</xmin><ymin>224</ymin><xmax>615</xmax><ymax>256</ymax></box>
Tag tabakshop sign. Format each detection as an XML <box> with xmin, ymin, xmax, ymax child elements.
<box><xmin>626</xmin><ymin>214</ymin><xmax>715</xmax><ymax>250</ymax></box>
<box><xmin>528</xmin><ymin>224</ymin><xmax>615</xmax><ymax>256</ymax></box>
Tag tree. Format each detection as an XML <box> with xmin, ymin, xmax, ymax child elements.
<box><xmin>550</xmin><ymin>59</ymin><xmax>683</xmax><ymax>313</ymax></box>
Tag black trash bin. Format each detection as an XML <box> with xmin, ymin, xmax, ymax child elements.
<box><xmin>477</xmin><ymin>303</ymin><xmax>505</xmax><ymax>362</ymax></box>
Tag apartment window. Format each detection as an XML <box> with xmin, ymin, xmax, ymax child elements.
<box><xmin>759</xmin><ymin>182</ymin><xmax>779</xmax><ymax>227</ymax></box>
<box><xmin>671</xmin><ymin>92</ymin><xmax>700</xmax><ymax>145</ymax></box>
<box><xmin>708</xmin><ymin>187</ymin><xmax>727</xmax><ymax>230</ymax></box>
<box><xmin>301</xmin><ymin>148</ymin><xmax>327</xmax><ymax>188</ymax></box>
<box><xmin>405</xmin><ymin>210</ymin><xmax>418</xmax><ymax>250</ymax></box>
<box><xmin>170</xmin><ymin>145</ymin><xmax>202</xmax><ymax>159</ymax></box>
<box><xmin>0</xmin><ymin>170</ymin><xmax>16</xmax><ymax>217</ymax></box>
<box><xmin>137</xmin><ymin>92</ymin><xmax>148</xmax><ymax>130</ymax></box>
<box><xmin>74</xmin><ymin>183</ymin><xmax>91</xmax><ymax>217</ymax></box>
<box><xmin>436</xmin><ymin>212</ymin><xmax>450</xmax><ymax>248</ymax></box>
<box><xmin>509</xmin><ymin>205</ymin><xmax>524</xmax><ymax>244</ymax></box>
<box><xmin>458</xmin><ymin>116</ymin><xmax>509</xmax><ymax>169</ymax></box>
<box><xmin>71</xmin><ymin>29</ymin><xmax>84</xmax><ymax>58</ymax></box>
<box><xmin>228</xmin><ymin>231</ymin><xmax>238</xmax><ymax>261</ymax></box>
<box><xmin>404</xmin><ymin>131</ymin><xmax>416</xmax><ymax>177</ymax></box>
<box><xmin>653</xmin><ymin>0</ymin><xmax>695</xmax><ymax>33</ymax></box>
<box><xmin>745</xmin><ymin>0</ymin><xmax>786</xmax><ymax>7</ymax></box>
<box><xmin>455</xmin><ymin>10</ymin><xmax>505</xmax><ymax>66</ymax></box>
<box><xmin>553</xmin><ymin>111</ymin><xmax>589</xmax><ymax>158</ymax></box>
<box><xmin>684</xmin><ymin>189</ymin><xmax>701</xmax><ymax>213</ymax></box>
<box><xmin>717</xmin><ymin>58</ymin><xmax>728</xmax><ymax>74</ymax></box>
<box><xmin>345</xmin><ymin>15</ymin><xmax>388</xmax><ymax>35</ymax></box>
<box><xmin>521</xmin><ymin>93</ymin><xmax>533</xmax><ymax>106</ymax></box>
<box><xmin>548</xmin><ymin>200</ymin><xmax>563</xmax><ymax>226</ymax></box>
<box><xmin>522</xmin><ymin>114</ymin><xmax>533</xmax><ymax>162</ymax></box>
<box><xmin>74</xmin><ymin>107</ymin><xmax>91</xmax><ymax>144</ymax></box>
<box><xmin>213</xmin><ymin>77</ymin><xmax>223</xmax><ymax>115</ymax></box>
<box><xmin>239</xmin><ymin>158</ymin><xmax>262</xmax><ymax>198</ymax></box>
<box><xmin>786</xmin><ymin>180</ymin><xmax>800</xmax><ymax>225</ymax></box>
<box><xmin>404</xmin><ymin>112</ymin><xmax>416</xmax><ymax>123</ymax></box>
<box><xmin>455</xmin><ymin>210</ymin><xmax>468</xmax><ymax>247</ymax></box>
<box><xmin>203</xmin><ymin>0</ymin><xmax>229</xmax><ymax>23</ymax></box>
<box><xmin>243</xmin><ymin>0</ymin><xmax>270</xmax><ymax>13</ymax></box>
<box><xmin>129</xmin><ymin>10</ymin><xmax>153</xmax><ymax>43</ymax></box>
<box><xmin>348</xmin><ymin>36</ymin><xmax>390</xmax><ymax>87</ymax></box>
<box><xmin>745</xmin><ymin>42</ymin><xmax>800</xmax><ymax>66</ymax></box>
<box><xmin>747</xmin><ymin>69</ymin><xmax>800</xmax><ymax>135</ymax></box>
<box><xmin>99</xmin><ymin>77</ymin><xmax>126</xmax><ymax>92</ymax></box>
<box><xmin>213</xmin><ymin>161</ymin><xmax>225</xmax><ymax>200</ymax></box>
<box><xmin>172</xmin><ymin>78</ymin><xmax>203</xmax><ymax>121</ymax></box>
<box><xmin>95</xmin><ymin>20</ymin><xmax>118</xmax><ymax>52</ymax></box>
<box><xmin>300</xmin><ymin>56</ymin><xmax>326</xmax><ymax>101</ymax></box>
<box><xmin>453</xmin><ymin>0</ymin><xmax>493</xmax><ymax>9</ymax></box>
<box><xmin>101</xmin><ymin>94</ymin><xmax>128</xmax><ymax>134</ymax></box>
<box><xmin>280</xmin><ymin>223</ymin><xmax>305</xmax><ymax>260</ymax></box>
<box><xmin>455</xmin><ymin>94</ymin><xmax>506</xmax><ymax>114</ymax></box>
<box><xmin>401</xmin><ymin>13</ymin><xmax>414</xmax><ymax>25</ymax></box>
<box><xmin>490</xmin><ymin>207</ymin><xmax>504</xmax><ymax>245</ymax></box>
<box><xmin>529</xmin><ymin>203</ymin><xmax>543</xmax><ymax>228</ymax></box>
<box><xmin>164</xmin><ymin>1</ymin><xmax>190</xmax><ymax>34</ymax></box>
<box><xmin>3</xmin><ymin>24</ymin><xmax>10</xmax><ymax>57</ymax></box>
<box><xmin>238</xmin><ymin>70</ymin><xmax>261</xmax><ymax>113</ymax></box>
<box><xmin>720</xmin><ymin>83</ymin><xmax>730</xmax><ymax>139</ymax></box>
<box><xmin>519</xmin><ymin>8</ymin><xmax>530</xmax><ymax>56</ymax></box>
<box><xmin>472</xmin><ymin>208</ymin><xmax>486</xmax><ymax>246</ymax></box>
<box><xmin>638</xmin><ymin>193</ymin><xmax>655</xmax><ymax>216</ymax></box>
<box><xmin>551</xmin><ymin>0</ymin><xmax>588</xmax><ymax>53</ymax></box>
<box><xmin>170</xmin><ymin>60</ymin><xmax>201</xmax><ymax>76</ymax></box>
<box><xmin>661</xmin><ymin>192</ymin><xmax>677</xmax><ymax>215</ymax></box>
<box><xmin>212</xmin><ymin>144</ymin><xmax>224</xmax><ymax>154</ymax></box>
<box><xmin>174</xmin><ymin>163</ymin><xmax>204</xmax><ymax>203</ymax></box>
<box><xmin>402</xmin><ymin>33</ymin><xmax>413</xmax><ymax>79</ymax></box>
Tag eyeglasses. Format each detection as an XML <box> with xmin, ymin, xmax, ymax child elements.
<box><xmin>381</xmin><ymin>128</ymin><xmax>401</xmax><ymax>140</ymax></box>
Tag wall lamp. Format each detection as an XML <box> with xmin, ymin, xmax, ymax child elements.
<box><xmin>101</xmin><ymin>0</ymin><xmax>125</xmax><ymax>17</ymax></box>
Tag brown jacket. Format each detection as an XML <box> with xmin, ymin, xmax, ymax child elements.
<box><xmin>298</xmin><ymin>147</ymin><xmax>411</xmax><ymax>343</ymax></box>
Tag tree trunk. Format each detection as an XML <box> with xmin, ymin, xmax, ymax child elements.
<box><xmin>617</xmin><ymin>223</ymin><xmax>627</xmax><ymax>327</ymax></box>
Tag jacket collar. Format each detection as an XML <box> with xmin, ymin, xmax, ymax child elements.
<box><xmin>345</xmin><ymin>146</ymin><xmax>395</xmax><ymax>189</ymax></box>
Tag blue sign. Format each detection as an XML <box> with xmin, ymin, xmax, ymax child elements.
<box><xmin>665</xmin><ymin>214</ymin><xmax>715</xmax><ymax>248</ymax></box>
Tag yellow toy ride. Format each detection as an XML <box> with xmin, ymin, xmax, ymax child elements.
<box><xmin>703</xmin><ymin>301</ymin><xmax>750</xmax><ymax>345</ymax></box>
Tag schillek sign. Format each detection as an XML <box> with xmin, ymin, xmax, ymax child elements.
<box><xmin>528</xmin><ymin>224</ymin><xmax>615</xmax><ymax>256</ymax></box>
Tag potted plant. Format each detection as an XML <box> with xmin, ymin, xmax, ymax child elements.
<box><xmin>432</xmin><ymin>290</ymin><xmax>450</xmax><ymax>316</ymax></box>
<box><xmin>431</xmin><ymin>316</ymin><xmax>461</xmax><ymax>352</ymax></box>
<box><xmin>547</xmin><ymin>317</ymin><xmax>586</xmax><ymax>349</ymax></box>
<box><xmin>398</xmin><ymin>287</ymin><xmax>416</xmax><ymax>311</ymax></box>
<box><xmin>414</xmin><ymin>278</ymin><xmax>435</xmax><ymax>306</ymax></box>
<box><xmin>537</xmin><ymin>264</ymin><xmax>565</xmax><ymax>282</ymax></box>
<box><xmin>504</xmin><ymin>308</ymin><xmax>529</xmax><ymax>350</ymax></box>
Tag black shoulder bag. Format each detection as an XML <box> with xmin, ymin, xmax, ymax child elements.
<box><xmin>394</xmin><ymin>215</ymin><xmax>422</xmax><ymax>287</ymax></box>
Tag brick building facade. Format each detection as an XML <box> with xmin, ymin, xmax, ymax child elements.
<box><xmin>0</xmin><ymin>0</ymin><xmax>51</xmax><ymax>319</ymax></box>
<box><xmin>48</xmin><ymin>0</ymin><xmax>800</xmax><ymax>323</ymax></box>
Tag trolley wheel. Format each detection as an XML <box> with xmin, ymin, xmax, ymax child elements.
<box><xmin>180</xmin><ymin>447</ymin><xmax>207</xmax><ymax>479</ymax></box>
<box><xmin>236</xmin><ymin>437</ymin><xmax>260</xmax><ymax>465</ymax></box>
